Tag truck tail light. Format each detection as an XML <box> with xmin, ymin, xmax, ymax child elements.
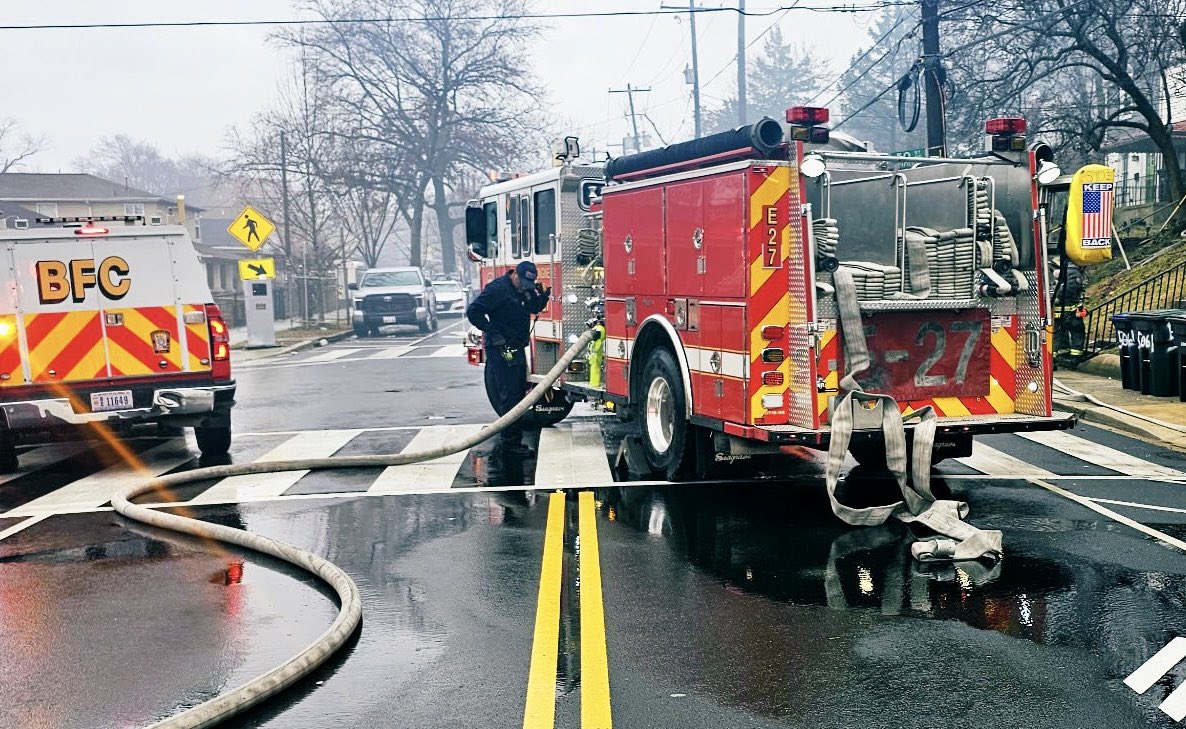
<box><xmin>761</xmin><ymin>348</ymin><xmax>785</xmax><ymax>363</ymax></box>
<box><xmin>761</xmin><ymin>325</ymin><xmax>784</xmax><ymax>340</ymax></box>
<box><xmin>205</xmin><ymin>303</ymin><xmax>231</xmax><ymax>380</ymax></box>
<box><xmin>762</xmin><ymin>371</ymin><xmax>784</xmax><ymax>386</ymax></box>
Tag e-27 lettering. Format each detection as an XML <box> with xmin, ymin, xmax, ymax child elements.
<box><xmin>763</xmin><ymin>205</ymin><xmax>781</xmax><ymax>268</ymax></box>
<box><xmin>36</xmin><ymin>257</ymin><xmax>131</xmax><ymax>304</ymax></box>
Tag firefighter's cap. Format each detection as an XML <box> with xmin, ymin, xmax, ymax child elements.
<box><xmin>515</xmin><ymin>261</ymin><xmax>538</xmax><ymax>283</ymax></box>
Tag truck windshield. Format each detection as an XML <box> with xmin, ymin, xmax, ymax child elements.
<box><xmin>434</xmin><ymin>281</ymin><xmax>461</xmax><ymax>291</ymax></box>
<box><xmin>361</xmin><ymin>271</ymin><xmax>421</xmax><ymax>287</ymax></box>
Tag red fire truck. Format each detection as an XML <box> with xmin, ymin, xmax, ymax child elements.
<box><xmin>464</xmin><ymin>110</ymin><xmax>1075</xmax><ymax>479</ymax></box>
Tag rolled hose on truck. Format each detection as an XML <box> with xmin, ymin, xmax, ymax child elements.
<box><xmin>112</xmin><ymin>328</ymin><xmax>601</xmax><ymax>729</ymax></box>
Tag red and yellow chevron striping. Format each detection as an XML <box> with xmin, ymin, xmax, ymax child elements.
<box><xmin>747</xmin><ymin>166</ymin><xmax>793</xmax><ymax>425</ymax></box>
<box><xmin>0</xmin><ymin>314</ymin><xmax>21</xmax><ymax>384</ymax></box>
<box><xmin>24</xmin><ymin>311</ymin><xmax>107</xmax><ymax>383</ymax></box>
<box><xmin>105</xmin><ymin>306</ymin><xmax>184</xmax><ymax>377</ymax></box>
<box><xmin>183</xmin><ymin>304</ymin><xmax>213</xmax><ymax>372</ymax></box>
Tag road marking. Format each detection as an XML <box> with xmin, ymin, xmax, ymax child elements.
<box><xmin>430</xmin><ymin>344</ymin><xmax>466</xmax><ymax>358</ymax></box>
<box><xmin>578</xmin><ymin>491</ymin><xmax>613</xmax><ymax>729</ymax></box>
<box><xmin>523</xmin><ymin>491</ymin><xmax>565</xmax><ymax>729</ymax></box>
<box><xmin>1088</xmin><ymin>497</ymin><xmax>1186</xmax><ymax>515</ymax></box>
<box><xmin>3</xmin><ymin>440</ymin><xmax>194</xmax><ymax>517</ymax></box>
<box><xmin>1019</xmin><ymin>430</ymin><xmax>1186</xmax><ymax>478</ymax></box>
<box><xmin>0</xmin><ymin>443</ymin><xmax>91</xmax><ymax>486</ymax></box>
<box><xmin>1125</xmin><ymin>637</ymin><xmax>1186</xmax><ymax>721</ymax></box>
<box><xmin>367</xmin><ymin>345</ymin><xmax>415</xmax><ymax>360</ymax></box>
<box><xmin>954</xmin><ymin>442</ymin><xmax>1055</xmax><ymax>477</ymax></box>
<box><xmin>0</xmin><ymin>513</ymin><xmax>52</xmax><ymax>542</ymax></box>
<box><xmin>408</xmin><ymin>319</ymin><xmax>463</xmax><ymax>346</ymax></box>
<box><xmin>305</xmin><ymin>347</ymin><xmax>363</xmax><ymax>362</ymax></box>
<box><xmin>367</xmin><ymin>424</ymin><xmax>485</xmax><ymax>492</ymax></box>
<box><xmin>192</xmin><ymin>430</ymin><xmax>362</xmax><ymax>503</ymax></box>
<box><xmin>1030</xmin><ymin>478</ymin><xmax>1186</xmax><ymax>552</ymax></box>
<box><xmin>535</xmin><ymin>423</ymin><xmax>613</xmax><ymax>487</ymax></box>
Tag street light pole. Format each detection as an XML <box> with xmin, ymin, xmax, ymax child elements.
<box><xmin>689</xmin><ymin>0</ymin><xmax>702</xmax><ymax>138</ymax></box>
<box><xmin>921</xmin><ymin>0</ymin><xmax>946</xmax><ymax>156</ymax></box>
<box><xmin>737</xmin><ymin>0</ymin><xmax>747</xmax><ymax>127</ymax></box>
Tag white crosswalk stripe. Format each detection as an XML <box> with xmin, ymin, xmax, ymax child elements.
<box><xmin>1018</xmin><ymin>430</ymin><xmax>1186</xmax><ymax>478</ymax></box>
<box><xmin>305</xmin><ymin>348</ymin><xmax>363</xmax><ymax>362</ymax></box>
<box><xmin>430</xmin><ymin>344</ymin><xmax>465</xmax><ymax>358</ymax></box>
<box><xmin>12</xmin><ymin>422</ymin><xmax>1186</xmax><ymax>522</ymax></box>
<box><xmin>4</xmin><ymin>439</ymin><xmax>195</xmax><ymax>516</ymax></box>
<box><xmin>190</xmin><ymin>429</ymin><xmax>363</xmax><ymax>503</ymax></box>
<box><xmin>534</xmin><ymin>421</ymin><xmax>614</xmax><ymax>487</ymax></box>
<box><xmin>953</xmin><ymin>442</ymin><xmax>1055</xmax><ymax>478</ymax></box>
<box><xmin>367</xmin><ymin>424</ymin><xmax>485</xmax><ymax>492</ymax></box>
<box><xmin>368</xmin><ymin>345</ymin><xmax>415</xmax><ymax>359</ymax></box>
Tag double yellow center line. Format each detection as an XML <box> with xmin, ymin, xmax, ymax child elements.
<box><xmin>522</xmin><ymin>491</ymin><xmax>612</xmax><ymax>729</ymax></box>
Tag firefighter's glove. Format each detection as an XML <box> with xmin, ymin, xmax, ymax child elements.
<box><xmin>1076</xmin><ymin>306</ymin><xmax>1088</xmax><ymax>319</ymax></box>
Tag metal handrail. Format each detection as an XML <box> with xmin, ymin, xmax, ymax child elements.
<box><xmin>1083</xmin><ymin>259</ymin><xmax>1186</xmax><ymax>354</ymax></box>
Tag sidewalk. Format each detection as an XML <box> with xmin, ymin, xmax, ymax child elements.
<box><xmin>1054</xmin><ymin>364</ymin><xmax>1186</xmax><ymax>449</ymax></box>
<box><xmin>230</xmin><ymin>309</ymin><xmax>353</xmax><ymax>362</ymax></box>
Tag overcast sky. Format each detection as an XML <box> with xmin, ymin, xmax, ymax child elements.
<box><xmin>2</xmin><ymin>1</ymin><xmax>874</xmax><ymax>172</ymax></box>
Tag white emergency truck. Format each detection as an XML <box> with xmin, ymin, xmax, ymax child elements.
<box><xmin>0</xmin><ymin>216</ymin><xmax>236</xmax><ymax>472</ymax></box>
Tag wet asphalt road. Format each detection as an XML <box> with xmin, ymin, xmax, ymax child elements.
<box><xmin>3</xmin><ymin>317</ymin><xmax>1186</xmax><ymax>727</ymax></box>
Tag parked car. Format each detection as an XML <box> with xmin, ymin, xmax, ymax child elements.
<box><xmin>349</xmin><ymin>267</ymin><xmax>438</xmax><ymax>336</ymax></box>
<box><xmin>431</xmin><ymin>279</ymin><xmax>469</xmax><ymax>316</ymax></box>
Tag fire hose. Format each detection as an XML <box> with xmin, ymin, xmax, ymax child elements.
<box><xmin>112</xmin><ymin>327</ymin><xmax>601</xmax><ymax>729</ymax></box>
<box><xmin>826</xmin><ymin>268</ymin><xmax>1003</xmax><ymax>563</ymax></box>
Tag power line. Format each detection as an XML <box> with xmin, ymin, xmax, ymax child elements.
<box><xmin>813</xmin><ymin>15</ymin><xmax>922</xmax><ymax>110</ymax></box>
<box><xmin>805</xmin><ymin>9</ymin><xmax>920</xmax><ymax>106</ymax></box>
<box><xmin>0</xmin><ymin>3</ymin><xmax>920</xmax><ymax>31</ymax></box>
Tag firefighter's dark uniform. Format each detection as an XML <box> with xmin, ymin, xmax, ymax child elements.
<box><xmin>1053</xmin><ymin>258</ymin><xmax>1087</xmax><ymax>367</ymax></box>
<box><xmin>466</xmin><ymin>264</ymin><xmax>549</xmax><ymax>453</ymax></box>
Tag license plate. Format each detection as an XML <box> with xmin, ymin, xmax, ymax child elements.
<box><xmin>851</xmin><ymin>310</ymin><xmax>991</xmax><ymax>400</ymax></box>
<box><xmin>91</xmin><ymin>390</ymin><xmax>133</xmax><ymax>412</ymax></box>
<box><xmin>382</xmin><ymin>316</ymin><xmax>398</xmax><ymax>324</ymax></box>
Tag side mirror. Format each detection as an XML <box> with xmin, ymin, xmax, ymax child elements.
<box><xmin>347</xmin><ymin>282</ymin><xmax>359</xmax><ymax>291</ymax></box>
<box><xmin>465</xmin><ymin>206</ymin><xmax>488</xmax><ymax>259</ymax></box>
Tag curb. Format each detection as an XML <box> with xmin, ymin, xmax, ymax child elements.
<box><xmin>1054</xmin><ymin>397</ymin><xmax>1186</xmax><ymax>449</ymax></box>
<box><xmin>235</xmin><ymin>329</ymin><xmax>355</xmax><ymax>361</ymax></box>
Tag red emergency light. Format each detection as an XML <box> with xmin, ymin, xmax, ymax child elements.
<box><xmin>74</xmin><ymin>222</ymin><xmax>109</xmax><ymax>236</ymax></box>
<box><xmin>985</xmin><ymin>117</ymin><xmax>1027</xmax><ymax>135</ymax></box>
<box><xmin>787</xmin><ymin>106</ymin><xmax>830</xmax><ymax>125</ymax></box>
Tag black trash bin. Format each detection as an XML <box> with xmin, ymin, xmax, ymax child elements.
<box><xmin>1171</xmin><ymin>315</ymin><xmax>1186</xmax><ymax>401</ymax></box>
<box><xmin>1130</xmin><ymin>309</ymin><xmax>1185</xmax><ymax>397</ymax></box>
<box><xmin>1111</xmin><ymin>312</ymin><xmax>1139</xmax><ymax>390</ymax></box>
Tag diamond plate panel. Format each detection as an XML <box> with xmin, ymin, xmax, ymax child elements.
<box><xmin>1013</xmin><ymin>270</ymin><xmax>1047</xmax><ymax>415</ymax></box>
<box><xmin>785</xmin><ymin>163</ymin><xmax>816</xmax><ymax>428</ymax></box>
<box><xmin>556</xmin><ymin>164</ymin><xmax>606</xmax><ymax>370</ymax></box>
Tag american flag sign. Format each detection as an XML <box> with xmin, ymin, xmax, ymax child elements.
<box><xmin>1080</xmin><ymin>182</ymin><xmax>1113</xmax><ymax>249</ymax></box>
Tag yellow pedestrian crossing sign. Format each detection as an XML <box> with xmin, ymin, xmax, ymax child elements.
<box><xmin>228</xmin><ymin>205</ymin><xmax>275</xmax><ymax>251</ymax></box>
<box><xmin>238</xmin><ymin>257</ymin><xmax>276</xmax><ymax>281</ymax></box>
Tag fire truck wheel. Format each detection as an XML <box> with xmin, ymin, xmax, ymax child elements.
<box><xmin>0</xmin><ymin>432</ymin><xmax>17</xmax><ymax>474</ymax></box>
<box><xmin>638</xmin><ymin>347</ymin><xmax>696</xmax><ymax>480</ymax></box>
<box><xmin>195</xmin><ymin>424</ymin><xmax>232</xmax><ymax>457</ymax></box>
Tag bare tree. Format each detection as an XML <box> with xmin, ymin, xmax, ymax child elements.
<box><xmin>940</xmin><ymin>0</ymin><xmax>1186</xmax><ymax>221</ymax></box>
<box><xmin>0</xmin><ymin>119</ymin><xmax>46</xmax><ymax>173</ymax></box>
<box><xmin>74</xmin><ymin>134</ymin><xmax>215</xmax><ymax>196</ymax></box>
<box><xmin>280</xmin><ymin>0</ymin><xmax>546</xmax><ymax>273</ymax></box>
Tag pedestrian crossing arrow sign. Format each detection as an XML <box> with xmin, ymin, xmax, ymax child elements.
<box><xmin>238</xmin><ymin>257</ymin><xmax>276</xmax><ymax>280</ymax></box>
<box><xmin>228</xmin><ymin>205</ymin><xmax>276</xmax><ymax>251</ymax></box>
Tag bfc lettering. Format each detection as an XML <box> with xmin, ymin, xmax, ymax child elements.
<box><xmin>36</xmin><ymin>257</ymin><xmax>131</xmax><ymax>304</ymax></box>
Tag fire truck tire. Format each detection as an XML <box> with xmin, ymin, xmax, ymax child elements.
<box><xmin>637</xmin><ymin>347</ymin><xmax>696</xmax><ymax>480</ymax></box>
<box><xmin>0</xmin><ymin>432</ymin><xmax>17</xmax><ymax>474</ymax></box>
<box><xmin>195</xmin><ymin>424</ymin><xmax>232</xmax><ymax>456</ymax></box>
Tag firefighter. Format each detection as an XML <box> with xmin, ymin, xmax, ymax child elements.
<box><xmin>466</xmin><ymin>260</ymin><xmax>550</xmax><ymax>456</ymax></box>
<box><xmin>1052</xmin><ymin>256</ymin><xmax>1088</xmax><ymax>368</ymax></box>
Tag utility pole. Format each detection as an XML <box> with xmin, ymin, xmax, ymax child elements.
<box><xmin>921</xmin><ymin>0</ymin><xmax>946</xmax><ymax>156</ymax></box>
<box><xmin>663</xmin><ymin>2</ymin><xmax>703</xmax><ymax>137</ymax></box>
<box><xmin>689</xmin><ymin>0</ymin><xmax>702</xmax><ymax>138</ymax></box>
<box><xmin>609</xmin><ymin>84</ymin><xmax>652</xmax><ymax>153</ymax></box>
<box><xmin>737</xmin><ymin>0</ymin><xmax>747</xmax><ymax>127</ymax></box>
